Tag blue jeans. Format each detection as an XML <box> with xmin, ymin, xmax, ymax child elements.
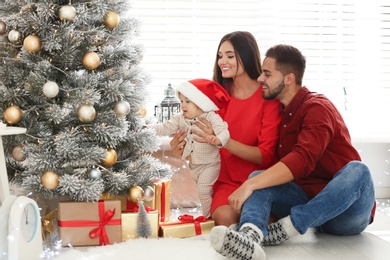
<box><xmin>239</xmin><ymin>161</ymin><xmax>375</xmax><ymax>236</ymax></box>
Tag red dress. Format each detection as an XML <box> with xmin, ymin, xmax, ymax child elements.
<box><xmin>211</xmin><ymin>86</ymin><xmax>281</xmax><ymax>213</ymax></box>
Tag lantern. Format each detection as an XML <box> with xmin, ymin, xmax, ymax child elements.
<box><xmin>154</xmin><ymin>83</ymin><xmax>181</xmax><ymax>123</ymax></box>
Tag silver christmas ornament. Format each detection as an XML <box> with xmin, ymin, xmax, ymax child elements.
<box><xmin>59</xmin><ymin>5</ymin><xmax>77</xmax><ymax>22</ymax></box>
<box><xmin>115</xmin><ymin>100</ymin><xmax>131</xmax><ymax>116</ymax></box>
<box><xmin>43</xmin><ymin>81</ymin><xmax>60</xmax><ymax>98</ymax></box>
<box><xmin>77</xmin><ymin>104</ymin><xmax>96</xmax><ymax>123</ymax></box>
<box><xmin>144</xmin><ymin>186</ymin><xmax>155</xmax><ymax>202</ymax></box>
<box><xmin>89</xmin><ymin>168</ymin><xmax>102</xmax><ymax>179</ymax></box>
<box><xmin>8</xmin><ymin>29</ymin><xmax>22</xmax><ymax>44</ymax></box>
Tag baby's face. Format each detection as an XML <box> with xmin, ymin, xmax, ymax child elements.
<box><xmin>178</xmin><ymin>93</ymin><xmax>204</xmax><ymax>119</ymax></box>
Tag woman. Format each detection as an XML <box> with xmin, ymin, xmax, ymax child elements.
<box><xmin>171</xmin><ymin>31</ymin><xmax>281</xmax><ymax>226</ymax></box>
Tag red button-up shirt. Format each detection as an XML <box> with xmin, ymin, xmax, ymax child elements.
<box><xmin>278</xmin><ymin>87</ymin><xmax>361</xmax><ymax>199</ymax></box>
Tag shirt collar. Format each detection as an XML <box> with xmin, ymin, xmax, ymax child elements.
<box><xmin>282</xmin><ymin>86</ymin><xmax>309</xmax><ymax>115</ymax></box>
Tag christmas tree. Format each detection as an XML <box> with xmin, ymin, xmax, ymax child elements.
<box><xmin>0</xmin><ymin>0</ymin><xmax>171</xmax><ymax>202</ymax></box>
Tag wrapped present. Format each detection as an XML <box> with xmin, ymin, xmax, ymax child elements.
<box><xmin>57</xmin><ymin>200</ymin><xmax>122</xmax><ymax>246</ymax></box>
<box><xmin>100</xmin><ymin>192</ymin><xmax>127</xmax><ymax>211</ymax></box>
<box><xmin>122</xmin><ymin>210</ymin><xmax>159</xmax><ymax>240</ymax></box>
<box><xmin>144</xmin><ymin>178</ymin><xmax>171</xmax><ymax>222</ymax></box>
<box><xmin>159</xmin><ymin>214</ymin><xmax>214</xmax><ymax>238</ymax></box>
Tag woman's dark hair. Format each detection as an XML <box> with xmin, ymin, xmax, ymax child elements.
<box><xmin>212</xmin><ymin>31</ymin><xmax>262</xmax><ymax>94</ymax></box>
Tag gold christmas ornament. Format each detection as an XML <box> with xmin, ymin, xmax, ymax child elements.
<box><xmin>127</xmin><ymin>185</ymin><xmax>144</xmax><ymax>203</ymax></box>
<box><xmin>4</xmin><ymin>105</ymin><xmax>23</xmax><ymax>125</ymax></box>
<box><xmin>102</xmin><ymin>11</ymin><xmax>120</xmax><ymax>29</ymax></box>
<box><xmin>138</xmin><ymin>106</ymin><xmax>147</xmax><ymax>118</ymax></box>
<box><xmin>101</xmin><ymin>148</ymin><xmax>117</xmax><ymax>167</ymax></box>
<box><xmin>77</xmin><ymin>103</ymin><xmax>96</xmax><ymax>123</ymax></box>
<box><xmin>115</xmin><ymin>100</ymin><xmax>131</xmax><ymax>116</ymax></box>
<box><xmin>8</xmin><ymin>29</ymin><xmax>22</xmax><ymax>44</ymax></box>
<box><xmin>0</xmin><ymin>21</ymin><xmax>6</xmax><ymax>35</ymax></box>
<box><xmin>12</xmin><ymin>145</ymin><xmax>26</xmax><ymax>162</ymax></box>
<box><xmin>42</xmin><ymin>81</ymin><xmax>60</xmax><ymax>98</ymax></box>
<box><xmin>82</xmin><ymin>51</ymin><xmax>100</xmax><ymax>70</ymax></box>
<box><xmin>23</xmin><ymin>35</ymin><xmax>42</xmax><ymax>53</ymax></box>
<box><xmin>41</xmin><ymin>208</ymin><xmax>58</xmax><ymax>239</ymax></box>
<box><xmin>41</xmin><ymin>170</ymin><xmax>60</xmax><ymax>190</ymax></box>
<box><xmin>58</xmin><ymin>5</ymin><xmax>77</xmax><ymax>22</ymax></box>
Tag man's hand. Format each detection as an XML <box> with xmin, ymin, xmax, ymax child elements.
<box><xmin>228</xmin><ymin>182</ymin><xmax>253</xmax><ymax>214</ymax></box>
<box><xmin>170</xmin><ymin>130</ymin><xmax>187</xmax><ymax>156</ymax></box>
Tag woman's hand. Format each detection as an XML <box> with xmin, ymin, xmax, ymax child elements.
<box><xmin>192</xmin><ymin>117</ymin><xmax>214</xmax><ymax>143</ymax></box>
<box><xmin>170</xmin><ymin>130</ymin><xmax>187</xmax><ymax>156</ymax></box>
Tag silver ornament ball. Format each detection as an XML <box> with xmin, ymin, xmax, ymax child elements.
<box><xmin>8</xmin><ymin>29</ymin><xmax>22</xmax><ymax>44</ymax></box>
<box><xmin>43</xmin><ymin>81</ymin><xmax>60</xmax><ymax>98</ymax></box>
<box><xmin>59</xmin><ymin>5</ymin><xmax>77</xmax><ymax>22</ymax></box>
<box><xmin>89</xmin><ymin>168</ymin><xmax>102</xmax><ymax>179</ymax></box>
<box><xmin>115</xmin><ymin>100</ymin><xmax>131</xmax><ymax>116</ymax></box>
<box><xmin>77</xmin><ymin>104</ymin><xmax>96</xmax><ymax>123</ymax></box>
<box><xmin>144</xmin><ymin>186</ymin><xmax>155</xmax><ymax>202</ymax></box>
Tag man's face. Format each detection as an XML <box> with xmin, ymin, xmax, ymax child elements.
<box><xmin>258</xmin><ymin>57</ymin><xmax>285</xmax><ymax>100</ymax></box>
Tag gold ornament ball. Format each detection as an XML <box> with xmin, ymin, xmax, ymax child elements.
<box><xmin>82</xmin><ymin>51</ymin><xmax>100</xmax><ymax>70</ymax></box>
<box><xmin>23</xmin><ymin>35</ymin><xmax>42</xmax><ymax>53</ymax></box>
<box><xmin>59</xmin><ymin>5</ymin><xmax>77</xmax><ymax>22</ymax></box>
<box><xmin>0</xmin><ymin>21</ymin><xmax>6</xmax><ymax>35</ymax></box>
<box><xmin>77</xmin><ymin>104</ymin><xmax>96</xmax><ymax>123</ymax></box>
<box><xmin>102</xmin><ymin>11</ymin><xmax>120</xmax><ymax>29</ymax></box>
<box><xmin>12</xmin><ymin>145</ymin><xmax>26</xmax><ymax>162</ymax></box>
<box><xmin>101</xmin><ymin>148</ymin><xmax>117</xmax><ymax>167</ymax></box>
<box><xmin>8</xmin><ymin>29</ymin><xmax>22</xmax><ymax>44</ymax></box>
<box><xmin>115</xmin><ymin>100</ymin><xmax>131</xmax><ymax>116</ymax></box>
<box><xmin>138</xmin><ymin>107</ymin><xmax>147</xmax><ymax>118</ymax></box>
<box><xmin>127</xmin><ymin>185</ymin><xmax>144</xmax><ymax>203</ymax></box>
<box><xmin>4</xmin><ymin>105</ymin><xmax>23</xmax><ymax>125</ymax></box>
<box><xmin>41</xmin><ymin>170</ymin><xmax>60</xmax><ymax>190</ymax></box>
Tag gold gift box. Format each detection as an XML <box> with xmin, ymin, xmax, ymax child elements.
<box><xmin>100</xmin><ymin>193</ymin><xmax>127</xmax><ymax>211</ymax></box>
<box><xmin>159</xmin><ymin>219</ymin><xmax>215</xmax><ymax>238</ymax></box>
<box><xmin>121</xmin><ymin>211</ymin><xmax>159</xmax><ymax>240</ymax></box>
<box><xmin>144</xmin><ymin>178</ymin><xmax>171</xmax><ymax>222</ymax></box>
<box><xmin>57</xmin><ymin>200</ymin><xmax>122</xmax><ymax>246</ymax></box>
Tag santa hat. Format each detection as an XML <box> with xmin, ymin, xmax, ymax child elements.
<box><xmin>176</xmin><ymin>79</ymin><xmax>230</xmax><ymax>112</ymax></box>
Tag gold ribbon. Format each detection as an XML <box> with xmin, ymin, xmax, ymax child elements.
<box><xmin>42</xmin><ymin>208</ymin><xmax>58</xmax><ymax>239</ymax></box>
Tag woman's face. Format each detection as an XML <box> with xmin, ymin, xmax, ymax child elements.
<box><xmin>217</xmin><ymin>41</ymin><xmax>245</xmax><ymax>79</ymax></box>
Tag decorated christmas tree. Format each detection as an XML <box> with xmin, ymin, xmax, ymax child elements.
<box><xmin>0</xmin><ymin>0</ymin><xmax>171</xmax><ymax>202</ymax></box>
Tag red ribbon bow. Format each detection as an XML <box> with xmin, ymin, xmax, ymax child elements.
<box><xmin>58</xmin><ymin>200</ymin><xmax>121</xmax><ymax>245</ymax></box>
<box><xmin>124</xmin><ymin>200</ymin><xmax>153</xmax><ymax>213</ymax></box>
<box><xmin>178</xmin><ymin>214</ymin><xmax>208</xmax><ymax>235</ymax></box>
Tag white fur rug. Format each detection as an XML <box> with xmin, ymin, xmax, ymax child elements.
<box><xmin>56</xmin><ymin>234</ymin><xmax>225</xmax><ymax>260</ymax></box>
<box><xmin>55</xmin><ymin>230</ymin><xmax>317</xmax><ymax>260</ymax></box>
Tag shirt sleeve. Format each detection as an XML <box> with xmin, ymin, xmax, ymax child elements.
<box><xmin>207</xmin><ymin>112</ymin><xmax>230</xmax><ymax>146</ymax></box>
<box><xmin>257</xmin><ymin>99</ymin><xmax>282</xmax><ymax>168</ymax></box>
<box><xmin>148</xmin><ymin>114</ymin><xmax>181</xmax><ymax>136</ymax></box>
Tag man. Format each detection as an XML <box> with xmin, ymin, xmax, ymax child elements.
<box><xmin>209</xmin><ymin>44</ymin><xmax>376</xmax><ymax>260</ymax></box>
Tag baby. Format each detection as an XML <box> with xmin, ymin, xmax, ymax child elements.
<box><xmin>149</xmin><ymin>78</ymin><xmax>230</xmax><ymax>217</ymax></box>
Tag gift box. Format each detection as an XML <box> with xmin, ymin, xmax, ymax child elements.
<box><xmin>121</xmin><ymin>210</ymin><xmax>159</xmax><ymax>240</ymax></box>
<box><xmin>144</xmin><ymin>178</ymin><xmax>171</xmax><ymax>222</ymax></box>
<box><xmin>100</xmin><ymin>193</ymin><xmax>127</xmax><ymax>211</ymax></box>
<box><xmin>57</xmin><ymin>200</ymin><xmax>122</xmax><ymax>246</ymax></box>
<box><xmin>159</xmin><ymin>214</ymin><xmax>214</xmax><ymax>238</ymax></box>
